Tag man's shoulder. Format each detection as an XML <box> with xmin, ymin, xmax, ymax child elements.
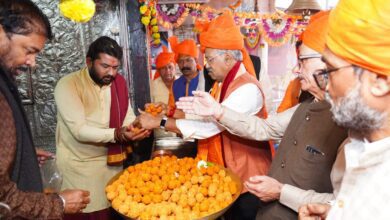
<box><xmin>231</xmin><ymin>73</ymin><xmax>261</xmax><ymax>92</ymax></box>
<box><xmin>238</xmin><ymin>72</ymin><xmax>260</xmax><ymax>84</ymax></box>
<box><xmin>175</xmin><ymin>75</ymin><xmax>186</xmax><ymax>82</ymax></box>
<box><xmin>172</xmin><ymin>75</ymin><xmax>185</xmax><ymax>87</ymax></box>
<box><xmin>151</xmin><ymin>77</ymin><xmax>163</xmax><ymax>86</ymax></box>
<box><xmin>55</xmin><ymin>68</ymin><xmax>86</xmax><ymax>91</ymax></box>
<box><xmin>58</xmin><ymin>68</ymin><xmax>86</xmax><ymax>83</ymax></box>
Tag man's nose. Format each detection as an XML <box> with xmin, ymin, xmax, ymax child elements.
<box><xmin>292</xmin><ymin>63</ymin><xmax>300</xmax><ymax>75</ymax></box>
<box><xmin>107</xmin><ymin>68</ymin><xmax>116</xmax><ymax>76</ymax></box>
<box><xmin>25</xmin><ymin>54</ymin><xmax>37</xmax><ymax>67</ymax></box>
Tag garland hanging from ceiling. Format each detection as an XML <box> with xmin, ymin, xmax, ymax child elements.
<box><xmin>137</xmin><ymin>1</ymin><xmax>308</xmax><ymax>47</ymax></box>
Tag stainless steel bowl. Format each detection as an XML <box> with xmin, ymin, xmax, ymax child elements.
<box><xmin>154</xmin><ymin>137</ymin><xmax>186</xmax><ymax>149</ymax></box>
<box><xmin>152</xmin><ymin>137</ymin><xmax>197</xmax><ymax>158</ymax></box>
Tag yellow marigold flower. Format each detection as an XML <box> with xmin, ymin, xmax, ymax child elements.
<box><xmin>139</xmin><ymin>5</ymin><xmax>148</xmax><ymax>15</ymax></box>
<box><xmin>141</xmin><ymin>16</ymin><xmax>150</xmax><ymax>26</ymax></box>
<box><xmin>153</xmin><ymin>39</ymin><xmax>161</xmax><ymax>45</ymax></box>
<box><xmin>59</xmin><ymin>0</ymin><xmax>96</xmax><ymax>23</ymax></box>
<box><xmin>151</xmin><ymin>25</ymin><xmax>159</xmax><ymax>33</ymax></box>
<box><xmin>150</xmin><ymin>18</ymin><xmax>157</xmax><ymax>26</ymax></box>
<box><xmin>151</xmin><ymin>8</ymin><xmax>157</xmax><ymax>16</ymax></box>
<box><xmin>152</xmin><ymin>33</ymin><xmax>160</xmax><ymax>39</ymax></box>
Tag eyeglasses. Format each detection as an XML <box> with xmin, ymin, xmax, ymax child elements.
<box><xmin>205</xmin><ymin>54</ymin><xmax>222</xmax><ymax>64</ymax></box>
<box><xmin>296</xmin><ymin>54</ymin><xmax>322</xmax><ymax>69</ymax></box>
<box><xmin>313</xmin><ymin>65</ymin><xmax>354</xmax><ymax>90</ymax></box>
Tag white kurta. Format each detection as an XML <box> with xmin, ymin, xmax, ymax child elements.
<box><xmin>176</xmin><ymin>83</ymin><xmax>263</xmax><ymax>140</ymax></box>
<box><xmin>327</xmin><ymin>136</ymin><xmax>390</xmax><ymax>220</ymax></box>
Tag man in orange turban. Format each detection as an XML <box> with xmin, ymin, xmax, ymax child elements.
<box><xmin>176</xmin><ymin>11</ymin><xmax>348</xmax><ymax>220</ymax></box>
<box><xmin>198</xmin><ymin>13</ymin><xmax>256</xmax><ymax>77</ymax></box>
<box><xmin>150</xmin><ymin>46</ymin><xmax>176</xmax><ymax>104</ymax></box>
<box><xmin>167</xmin><ymin>36</ymin><xmax>205</xmax><ymax>110</ymax></box>
<box><xmin>138</xmin><ymin>13</ymin><xmax>273</xmax><ymax>220</ymax></box>
<box><xmin>278</xmin><ymin>11</ymin><xmax>330</xmax><ymax>113</ymax></box>
<box><xmin>299</xmin><ymin>0</ymin><xmax>390</xmax><ymax>219</ymax></box>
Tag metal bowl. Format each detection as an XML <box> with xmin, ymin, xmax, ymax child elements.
<box><xmin>152</xmin><ymin>137</ymin><xmax>197</xmax><ymax>159</ymax></box>
<box><xmin>107</xmin><ymin>163</ymin><xmax>243</xmax><ymax>220</ymax></box>
<box><xmin>154</xmin><ymin>137</ymin><xmax>186</xmax><ymax>149</ymax></box>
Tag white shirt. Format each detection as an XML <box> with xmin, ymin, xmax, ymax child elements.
<box><xmin>327</xmin><ymin>136</ymin><xmax>390</xmax><ymax>220</ymax></box>
<box><xmin>176</xmin><ymin>83</ymin><xmax>263</xmax><ymax>140</ymax></box>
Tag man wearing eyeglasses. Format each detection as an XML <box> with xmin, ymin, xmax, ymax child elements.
<box><xmin>176</xmin><ymin>11</ymin><xmax>348</xmax><ymax>220</ymax></box>
<box><xmin>299</xmin><ymin>0</ymin><xmax>390</xmax><ymax>219</ymax></box>
<box><xmin>137</xmin><ymin>13</ymin><xmax>272</xmax><ymax>220</ymax></box>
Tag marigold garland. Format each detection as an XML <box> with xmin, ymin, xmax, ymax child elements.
<box><xmin>59</xmin><ymin>0</ymin><xmax>96</xmax><ymax>23</ymax></box>
<box><xmin>137</xmin><ymin>1</ymin><xmax>308</xmax><ymax>47</ymax></box>
<box><xmin>156</xmin><ymin>4</ymin><xmax>189</xmax><ymax>29</ymax></box>
<box><xmin>139</xmin><ymin>0</ymin><xmax>160</xmax><ymax>45</ymax></box>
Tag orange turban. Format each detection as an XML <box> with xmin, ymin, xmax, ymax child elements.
<box><xmin>198</xmin><ymin>13</ymin><xmax>256</xmax><ymax>76</ymax></box>
<box><xmin>153</xmin><ymin>46</ymin><xmax>175</xmax><ymax>80</ymax></box>
<box><xmin>327</xmin><ymin>0</ymin><xmax>390</xmax><ymax>76</ymax></box>
<box><xmin>301</xmin><ymin>11</ymin><xmax>330</xmax><ymax>53</ymax></box>
<box><xmin>168</xmin><ymin>36</ymin><xmax>198</xmax><ymax>61</ymax></box>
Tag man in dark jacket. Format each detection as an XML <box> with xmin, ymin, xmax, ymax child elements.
<box><xmin>0</xmin><ymin>0</ymin><xmax>89</xmax><ymax>218</ymax></box>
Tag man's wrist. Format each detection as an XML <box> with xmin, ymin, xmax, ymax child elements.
<box><xmin>167</xmin><ymin>106</ymin><xmax>176</xmax><ymax>117</ymax></box>
<box><xmin>277</xmin><ymin>183</ymin><xmax>284</xmax><ymax>200</ymax></box>
<box><xmin>114</xmin><ymin>127</ymin><xmax>129</xmax><ymax>143</ymax></box>
<box><xmin>160</xmin><ymin>116</ymin><xmax>168</xmax><ymax>129</ymax></box>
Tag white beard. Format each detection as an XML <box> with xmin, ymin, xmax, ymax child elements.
<box><xmin>325</xmin><ymin>82</ymin><xmax>387</xmax><ymax>132</ymax></box>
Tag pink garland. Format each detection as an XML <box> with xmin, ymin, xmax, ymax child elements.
<box><xmin>261</xmin><ymin>17</ymin><xmax>294</xmax><ymax>46</ymax></box>
<box><xmin>156</xmin><ymin>4</ymin><xmax>186</xmax><ymax>23</ymax></box>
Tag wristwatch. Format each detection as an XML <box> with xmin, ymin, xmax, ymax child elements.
<box><xmin>160</xmin><ymin>116</ymin><xmax>168</xmax><ymax>129</ymax></box>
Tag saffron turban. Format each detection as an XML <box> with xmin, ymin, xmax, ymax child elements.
<box><xmin>327</xmin><ymin>0</ymin><xmax>390</xmax><ymax>76</ymax></box>
<box><xmin>154</xmin><ymin>46</ymin><xmax>175</xmax><ymax>79</ymax></box>
<box><xmin>302</xmin><ymin>11</ymin><xmax>330</xmax><ymax>53</ymax></box>
<box><xmin>168</xmin><ymin>36</ymin><xmax>199</xmax><ymax>61</ymax></box>
<box><xmin>198</xmin><ymin>13</ymin><xmax>256</xmax><ymax>76</ymax></box>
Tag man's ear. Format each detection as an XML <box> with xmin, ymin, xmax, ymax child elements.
<box><xmin>224</xmin><ymin>53</ymin><xmax>233</xmax><ymax>65</ymax></box>
<box><xmin>370</xmin><ymin>74</ymin><xmax>390</xmax><ymax>97</ymax></box>
<box><xmin>86</xmin><ymin>57</ymin><xmax>92</xmax><ymax>68</ymax></box>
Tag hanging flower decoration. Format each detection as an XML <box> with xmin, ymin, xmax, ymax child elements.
<box><xmin>292</xmin><ymin>19</ymin><xmax>309</xmax><ymax>40</ymax></box>
<box><xmin>260</xmin><ymin>13</ymin><xmax>296</xmax><ymax>47</ymax></box>
<box><xmin>187</xmin><ymin>3</ymin><xmax>202</xmax><ymax>18</ymax></box>
<box><xmin>139</xmin><ymin>0</ymin><xmax>160</xmax><ymax>45</ymax></box>
<box><xmin>135</xmin><ymin>2</ymin><xmax>307</xmax><ymax>47</ymax></box>
<box><xmin>242</xmin><ymin>19</ymin><xmax>261</xmax><ymax>50</ymax></box>
<box><xmin>156</xmin><ymin>4</ymin><xmax>189</xmax><ymax>29</ymax></box>
<box><xmin>59</xmin><ymin>0</ymin><xmax>96</xmax><ymax>23</ymax></box>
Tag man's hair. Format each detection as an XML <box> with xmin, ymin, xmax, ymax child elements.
<box><xmin>214</xmin><ymin>49</ymin><xmax>243</xmax><ymax>61</ymax></box>
<box><xmin>0</xmin><ymin>0</ymin><xmax>53</xmax><ymax>40</ymax></box>
<box><xmin>87</xmin><ymin>36</ymin><xmax>123</xmax><ymax>62</ymax></box>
